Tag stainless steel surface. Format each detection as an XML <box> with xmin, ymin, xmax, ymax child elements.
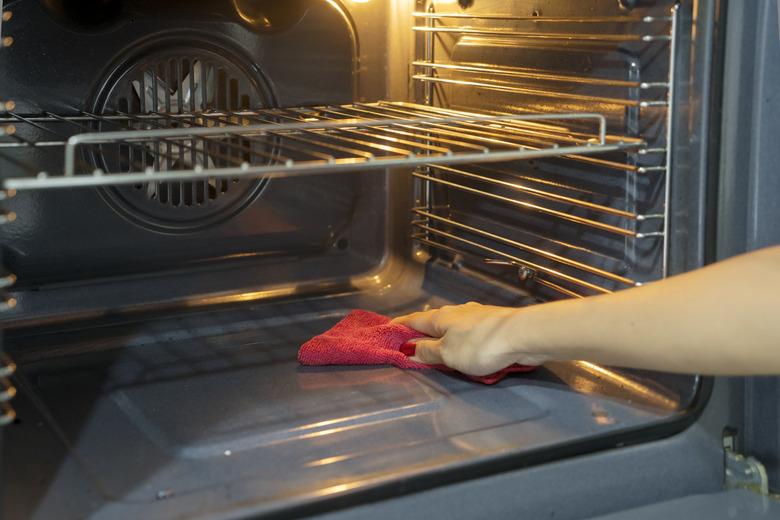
<box><xmin>588</xmin><ymin>490</ymin><xmax>780</xmax><ymax>520</ymax></box>
<box><xmin>3</xmin><ymin>279</ymin><xmax>697</xmax><ymax>519</ymax></box>
<box><xmin>0</xmin><ymin>0</ymin><xmax>718</xmax><ymax>518</ymax></box>
<box><xmin>0</xmin><ymin>102</ymin><xmax>627</xmax><ymax>190</ymax></box>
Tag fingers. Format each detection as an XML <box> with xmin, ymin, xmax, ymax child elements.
<box><xmin>392</xmin><ymin>309</ymin><xmax>442</xmax><ymax>337</ymax></box>
<box><xmin>410</xmin><ymin>338</ymin><xmax>444</xmax><ymax>365</ymax></box>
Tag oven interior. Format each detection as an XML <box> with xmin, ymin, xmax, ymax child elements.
<box><xmin>0</xmin><ymin>1</ymin><xmax>707</xmax><ymax>518</ymax></box>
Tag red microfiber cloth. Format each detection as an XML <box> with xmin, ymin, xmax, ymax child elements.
<box><xmin>298</xmin><ymin>310</ymin><xmax>536</xmax><ymax>385</ymax></box>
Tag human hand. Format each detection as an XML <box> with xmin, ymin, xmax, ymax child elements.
<box><xmin>393</xmin><ymin>302</ymin><xmax>547</xmax><ymax>376</ymax></box>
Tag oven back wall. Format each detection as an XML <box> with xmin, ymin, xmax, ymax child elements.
<box><xmin>0</xmin><ymin>0</ymin><xmax>382</xmax><ymax>290</ymax></box>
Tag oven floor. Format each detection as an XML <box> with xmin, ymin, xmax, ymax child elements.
<box><xmin>3</xmin><ymin>266</ymin><xmax>694</xmax><ymax>520</ymax></box>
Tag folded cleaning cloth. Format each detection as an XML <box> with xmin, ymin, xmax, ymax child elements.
<box><xmin>298</xmin><ymin>310</ymin><xmax>536</xmax><ymax>385</ymax></box>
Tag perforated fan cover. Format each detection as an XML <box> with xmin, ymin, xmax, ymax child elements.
<box><xmin>90</xmin><ymin>39</ymin><xmax>276</xmax><ymax>233</ymax></box>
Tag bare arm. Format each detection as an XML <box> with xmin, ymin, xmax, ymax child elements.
<box><xmin>393</xmin><ymin>245</ymin><xmax>780</xmax><ymax>376</ymax></box>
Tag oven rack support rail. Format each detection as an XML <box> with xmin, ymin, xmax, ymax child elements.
<box><xmin>0</xmin><ymin>0</ymin><xmax>17</xmax><ymax>427</ymax></box>
<box><xmin>411</xmin><ymin>3</ymin><xmax>679</xmax><ymax>298</ymax></box>
<box><xmin>411</xmin><ymin>8</ymin><xmax>675</xmax><ymax>109</ymax></box>
<box><xmin>0</xmin><ymin>102</ymin><xmax>641</xmax><ymax>190</ymax></box>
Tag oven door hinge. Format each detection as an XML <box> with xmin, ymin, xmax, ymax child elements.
<box><xmin>724</xmin><ymin>434</ymin><xmax>769</xmax><ymax>495</ymax></box>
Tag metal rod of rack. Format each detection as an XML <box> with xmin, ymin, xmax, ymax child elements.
<box><xmin>411</xmin><ymin>12</ymin><xmax>672</xmax><ymax>23</ymax></box>
<box><xmin>413</xmin><ymin>209</ymin><xmax>637</xmax><ymax>286</ymax></box>
<box><xmin>469</xmin><ymin>163</ymin><xmax>612</xmax><ymax>197</ymax></box>
<box><xmin>412</xmin><ymin>61</ymin><xmax>669</xmax><ymax>90</ymax></box>
<box><xmin>423</xmin><ymin>4</ymin><xmax>436</xmax><ymax>106</ymax></box>
<box><xmin>412</xmin><ymin>26</ymin><xmax>671</xmax><ymax>43</ymax></box>
<box><xmin>412</xmin><ymin>171</ymin><xmax>637</xmax><ymax>237</ymax></box>
<box><xmin>412</xmin><ymin>222</ymin><xmax>612</xmax><ymax>295</ymax></box>
<box><xmin>661</xmin><ymin>4</ymin><xmax>679</xmax><ymax>278</ymax></box>
<box><xmin>429</xmin><ymin>165</ymin><xmax>637</xmax><ymax>219</ymax></box>
<box><xmin>412</xmin><ymin>75</ymin><xmax>644</xmax><ymax>107</ymax></box>
<box><xmin>411</xmin><ymin>234</ymin><xmax>587</xmax><ymax>299</ymax></box>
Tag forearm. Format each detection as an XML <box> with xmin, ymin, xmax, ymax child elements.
<box><xmin>510</xmin><ymin>246</ymin><xmax>780</xmax><ymax>375</ymax></box>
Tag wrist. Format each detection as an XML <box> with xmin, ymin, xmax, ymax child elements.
<box><xmin>501</xmin><ymin>304</ymin><xmax>556</xmax><ymax>365</ymax></box>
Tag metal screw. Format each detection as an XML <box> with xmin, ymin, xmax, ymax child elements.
<box><xmin>2</xmin><ymin>36</ymin><xmax>13</xmax><ymax>48</ymax></box>
<box><xmin>1</xmin><ymin>11</ymin><xmax>11</xmax><ymax>22</ymax></box>
<box><xmin>518</xmin><ymin>266</ymin><xmax>536</xmax><ymax>282</ymax></box>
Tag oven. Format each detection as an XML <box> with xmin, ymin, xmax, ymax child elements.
<box><xmin>0</xmin><ymin>1</ymin><xmax>777</xmax><ymax>518</ymax></box>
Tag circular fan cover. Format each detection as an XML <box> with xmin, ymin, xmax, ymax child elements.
<box><xmin>90</xmin><ymin>38</ymin><xmax>276</xmax><ymax>233</ymax></box>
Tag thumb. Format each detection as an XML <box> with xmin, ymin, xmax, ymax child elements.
<box><xmin>409</xmin><ymin>338</ymin><xmax>444</xmax><ymax>365</ymax></box>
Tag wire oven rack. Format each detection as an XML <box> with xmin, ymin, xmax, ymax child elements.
<box><xmin>0</xmin><ymin>102</ymin><xmax>636</xmax><ymax>190</ymax></box>
<box><xmin>411</xmin><ymin>2</ymin><xmax>679</xmax><ymax>299</ymax></box>
<box><xmin>0</xmin><ymin>3</ymin><xmax>678</xmax><ymax>306</ymax></box>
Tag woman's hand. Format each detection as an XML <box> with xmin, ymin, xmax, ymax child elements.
<box><xmin>393</xmin><ymin>302</ymin><xmax>549</xmax><ymax>376</ymax></box>
<box><xmin>392</xmin><ymin>246</ymin><xmax>780</xmax><ymax>377</ymax></box>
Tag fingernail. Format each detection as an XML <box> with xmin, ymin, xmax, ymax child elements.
<box><xmin>399</xmin><ymin>342</ymin><xmax>416</xmax><ymax>357</ymax></box>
